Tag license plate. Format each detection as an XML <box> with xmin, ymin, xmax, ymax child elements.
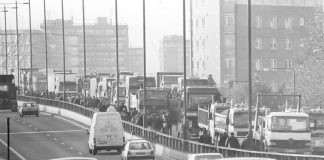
<box><xmin>286</xmin><ymin>150</ymin><xmax>296</xmax><ymax>153</ymax></box>
<box><xmin>135</xmin><ymin>152</ymin><xmax>146</xmax><ymax>155</ymax></box>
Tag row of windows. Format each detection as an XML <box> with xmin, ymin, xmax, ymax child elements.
<box><xmin>255</xmin><ymin>38</ymin><xmax>293</xmax><ymax>50</ymax></box>
<box><xmin>255</xmin><ymin>16</ymin><xmax>304</xmax><ymax>29</ymax></box>
<box><xmin>255</xmin><ymin>59</ymin><xmax>293</xmax><ymax>70</ymax></box>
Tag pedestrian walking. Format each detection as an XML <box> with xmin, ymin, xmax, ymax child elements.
<box><xmin>226</xmin><ymin>132</ymin><xmax>240</xmax><ymax>157</ymax></box>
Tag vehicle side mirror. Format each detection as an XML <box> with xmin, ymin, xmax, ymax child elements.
<box><xmin>85</xmin><ymin>129</ymin><xmax>90</xmax><ymax>134</ymax></box>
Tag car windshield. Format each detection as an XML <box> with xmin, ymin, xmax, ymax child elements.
<box><xmin>129</xmin><ymin>142</ymin><xmax>152</xmax><ymax>150</ymax></box>
<box><xmin>194</xmin><ymin>154</ymin><xmax>223</xmax><ymax>160</ymax></box>
<box><xmin>271</xmin><ymin>116</ymin><xmax>310</xmax><ymax>131</ymax></box>
<box><xmin>188</xmin><ymin>94</ymin><xmax>212</xmax><ymax>110</ymax></box>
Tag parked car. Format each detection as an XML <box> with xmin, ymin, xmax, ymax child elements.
<box><xmin>121</xmin><ymin>139</ymin><xmax>154</xmax><ymax>160</ymax></box>
<box><xmin>18</xmin><ymin>101</ymin><xmax>39</xmax><ymax>117</ymax></box>
<box><xmin>188</xmin><ymin>153</ymin><xmax>223</xmax><ymax>160</ymax></box>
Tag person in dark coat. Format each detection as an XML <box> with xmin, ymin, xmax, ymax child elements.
<box><xmin>226</xmin><ymin>132</ymin><xmax>240</xmax><ymax>157</ymax></box>
<box><xmin>218</xmin><ymin>133</ymin><xmax>228</xmax><ymax>147</ymax></box>
<box><xmin>226</xmin><ymin>132</ymin><xmax>240</xmax><ymax>149</ymax></box>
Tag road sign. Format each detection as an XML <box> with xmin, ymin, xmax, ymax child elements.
<box><xmin>83</xmin><ymin>81</ymin><xmax>90</xmax><ymax>90</ymax></box>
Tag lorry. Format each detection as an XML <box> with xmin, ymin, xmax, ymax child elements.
<box><xmin>177</xmin><ymin>85</ymin><xmax>222</xmax><ymax>141</ymax></box>
<box><xmin>0</xmin><ymin>75</ymin><xmax>17</xmax><ymax>111</ymax></box>
<box><xmin>125</xmin><ymin>76</ymin><xmax>156</xmax><ymax>110</ymax></box>
<box><xmin>130</xmin><ymin>88</ymin><xmax>170</xmax><ymax>130</ymax></box>
<box><xmin>304</xmin><ymin>108</ymin><xmax>324</xmax><ymax>155</ymax></box>
<box><xmin>48</xmin><ymin>70</ymin><xmax>77</xmax><ymax>95</ymax></box>
<box><xmin>253</xmin><ymin>94</ymin><xmax>312</xmax><ymax>154</ymax></box>
<box><xmin>155</xmin><ymin>72</ymin><xmax>183</xmax><ymax>88</ymax></box>
<box><xmin>198</xmin><ymin>103</ymin><xmax>268</xmax><ymax>145</ymax></box>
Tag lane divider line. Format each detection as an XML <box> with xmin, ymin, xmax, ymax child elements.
<box><xmin>0</xmin><ymin>130</ymin><xmax>82</xmax><ymax>135</ymax></box>
<box><xmin>0</xmin><ymin>138</ymin><xmax>27</xmax><ymax>160</ymax></box>
<box><xmin>44</xmin><ymin>113</ymin><xmax>89</xmax><ymax>130</ymax></box>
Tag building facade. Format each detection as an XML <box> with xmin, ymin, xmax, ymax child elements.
<box><xmin>128</xmin><ymin>47</ymin><xmax>144</xmax><ymax>74</ymax></box>
<box><xmin>191</xmin><ymin>0</ymin><xmax>321</xmax><ymax>91</ymax></box>
<box><xmin>41</xmin><ymin>17</ymin><xmax>129</xmax><ymax>75</ymax></box>
<box><xmin>159</xmin><ymin>35</ymin><xmax>190</xmax><ymax>75</ymax></box>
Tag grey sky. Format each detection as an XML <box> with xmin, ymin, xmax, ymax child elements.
<box><xmin>1</xmin><ymin>0</ymin><xmax>189</xmax><ymax>73</ymax></box>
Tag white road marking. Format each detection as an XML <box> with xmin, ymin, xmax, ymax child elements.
<box><xmin>61</xmin><ymin>142</ymin><xmax>65</xmax><ymax>145</ymax></box>
<box><xmin>53</xmin><ymin>138</ymin><xmax>57</xmax><ymax>141</ymax></box>
<box><xmin>28</xmin><ymin>125</ymin><xmax>31</xmax><ymax>127</ymax></box>
<box><xmin>0</xmin><ymin>138</ymin><xmax>26</xmax><ymax>160</ymax></box>
<box><xmin>47</xmin><ymin>134</ymin><xmax>50</xmax><ymax>137</ymax></box>
<box><xmin>69</xmin><ymin>147</ymin><xmax>74</xmax><ymax>150</ymax></box>
<box><xmin>0</xmin><ymin>130</ymin><xmax>82</xmax><ymax>135</ymax></box>
<box><xmin>78</xmin><ymin>152</ymin><xmax>82</xmax><ymax>155</ymax></box>
<box><xmin>52</xmin><ymin>115</ymin><xmax>88</xmax><ymax>130</ymax></box>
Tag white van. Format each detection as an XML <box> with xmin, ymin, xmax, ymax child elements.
<box><xmin>87</xmin><ymin>106</ymin><xmax>125</xmax><ymax>155</ymax></box>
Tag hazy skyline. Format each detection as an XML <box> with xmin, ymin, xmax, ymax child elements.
<box><xmin>0</xmin><ymin>0</ymin><xmax>191</xmax><ymax>73</ymax></box>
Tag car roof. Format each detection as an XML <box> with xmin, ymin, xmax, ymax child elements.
<box><xmin>24</xmin><ymin>101</ymin><xmax>37</xmax><ymax>104</ymax></box>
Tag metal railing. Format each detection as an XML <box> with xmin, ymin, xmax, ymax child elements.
<box><xmin>17</xmin><ymin>95</ymin><xmax>324</xmax><ymax>160</ymax></box>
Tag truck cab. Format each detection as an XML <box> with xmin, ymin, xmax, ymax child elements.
<box><xmin>256</xmin><ymin>112</ymin><xmax>312</xmax><ymax>154</ymax></box>
<box><xmin>305</xmin><ymin>108</ymin><xmax>324</xmax><ymax>155</ymax></box>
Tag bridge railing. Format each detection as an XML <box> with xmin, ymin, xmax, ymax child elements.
<box><xmin>18</xmin><ymin>95</ymin><xmax>324</xmax><ymax>160</ymax></box>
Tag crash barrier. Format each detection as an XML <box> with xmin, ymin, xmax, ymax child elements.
<box><xmin>18</xmin><ymin>95</ymin><xmax>324</xmax><ymax>160</ymax></box>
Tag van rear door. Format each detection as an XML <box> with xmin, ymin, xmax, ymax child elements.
<box><xmin>95</xmin><ymin>114</ymin><xmax>124</xmax><ymax>147</ymax></box>
<box><xmin>108</xmin><ymin>115</ymin><xmax>124</xmax><ymax>146</ymax></box>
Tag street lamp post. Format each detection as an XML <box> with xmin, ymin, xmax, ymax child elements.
<box><xmin>142</xmin><ymin>0</ymin><xmax>147</xmax><ymax>130</ymax></box>
<box><xmin>28</xmin><ymin>0</ymin><xmax>33</xmax><ymax>95</ymax></box>
<box><xmin>61</xmin><ymin>0</ymin><xmax>66</xmax><ymax>103</ymax></box>
<box><xmin>43</xmin><ymin>0</ymin><xmax>49</xmax><ymax>99</ymax></box>
<box><xmin>82</xmin><ymin>0</ymin><xmax>87</xmax><ymax>108</ymax></box>
<box><xmin>2</xmin><ymin>5</ymin><xmax>8</xmax><ymax>75</ymax></box>
<box><xmin>182</xmin><ymin>0</ymin><xmax>188</xmax><ymax>151</ymax></box>
<box><xmin>115</xmin><ymin>0</ymin><xmax>120</xmax><ymax>109</ymax></box>
<box><xmin>15</xmin><ymin>1</ymin><xmax>20</xmax><ymax>94</ymax></box>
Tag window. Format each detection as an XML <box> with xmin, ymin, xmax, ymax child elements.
<box><xmin>284</xmin><ymin>17</ymin><xmax>292</xmax><ymax>29</ymax></box>
<box><xmin>255</xmin><ymin>37</ymin><xmax>263</xmax><ymax>49</ymax></box>
<box><xmin>225</xmin><ymin>59</ymin><xmax>234</xmax><ymax>76</ymax></box>
<box><xmin>270</xmin><ymin>16</ymin><xmax>277</xmax><ymax>29</ymax></box>
<box><xmin>202</xmin><ymin>39</ymin><xmax>206</xmax><ymax>49</ymax></box>
<box><xmin>271</xmin><ymin>59</ymin><xmax>278</xmax><ymax>68</ymax></box>
<box><xmin>225</xmin><ymin>36</ymin><xmax>234</xmax><ymax>47</ymax></box>
<box><xmin>202</xmin><ymin>17</ymin><xmax>205</xmax><ymax>28</ymax></box>
<box><xmin>285</xmin><ymin>59</ymin><xmax>293</xmax><ymax>68</ymax></box>
<box><xmin>271</xmin><ymin>80</ymin><xmax>278</xmax><ymax>92</ymax></box>
<box><xmin>256</xmin><ymin>16</ymin><xmax>262</xmax><ymax>28</ymax></box>
<box><xmin>270</xmin><ymin>38</ymin><xmax>277</xmax><ymax>50</ymax></box>
<box><xmin>225</xmin><ymin>15</ymin><xmax>234</xmax><ymax>26</ymax></box>
<box><xmin>196</xmin><ymin>18</ymin><xmax>199</xmax><ymax>28</ymax></box>
<box><xmin>300</xmin><ymin>17</ymin><xmax>304</xmax><ymax>26</ymax></box>
<box><xmin>285</xmin><ymin>39</ymin><xmax>292</xmax><ymax>50</ymax></box>
<box><xmin>256</xmin><ymin>59</ymin><xmax>263</xmax><ymax>71</ymax></box>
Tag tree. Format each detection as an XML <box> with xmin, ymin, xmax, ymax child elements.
<box><xmin>292</xmin><ymin>10</ymin><xmax>324</xmax><ymax>108</ymax></box>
